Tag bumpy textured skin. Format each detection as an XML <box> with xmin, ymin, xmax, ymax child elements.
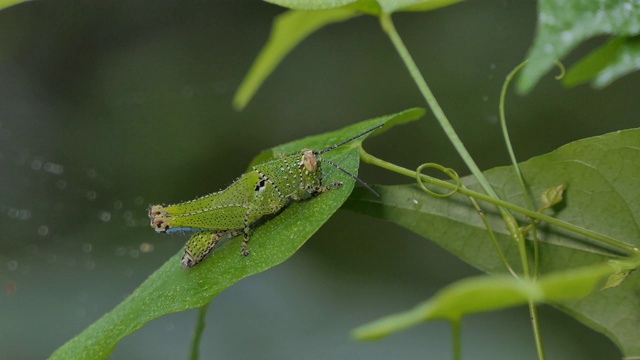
<box><xmin>148</xmin><ymin>149</ymin><xmax>342</xmax><ymax>268</ymax></box>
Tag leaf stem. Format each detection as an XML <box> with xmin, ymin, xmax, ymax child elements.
<box><xmin>500</xmin><ymin>61</ymin><xmax>541</xmax><ymax>277</ymax></box>
<box><xmin>462</xmin><ymin>189</ymin><xmax>518</xmax><ymax>277</ymax></box>
<box><xmin>528</xmin><ymin>301</ymin><xmax>545</xmax><ymax>359</ymax></box>
<box><xmin>499</xmin><ymin>61</ymin><xmax>545</xmax><ymax>359</ymax></box>
<box><xmin>500</xmin><ymin>61</ymin><xmax>534</xmax><ymax>211</ymax></box>
<box><xmin>190</xmin><ymin>303</ymin><xmax>210</xmax><ymax>360</ymax></box>
<box><xmin>451</xmin><ymin>319</ymin><xmax>461</xmax><ymax>360</ymax></box>
<box><xmin>359</xmin><ymin>146</ymin><xmax>638</xmax><ymax>256</ymax></box>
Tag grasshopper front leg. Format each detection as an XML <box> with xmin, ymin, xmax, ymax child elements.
<box><xmin>309</xmin><ymin>181</ymin><xmax>343</xmax><ymax>196</ymax></box>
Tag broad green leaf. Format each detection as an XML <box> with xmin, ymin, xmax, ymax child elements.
<box><xmin>564</xmin><ymin>36</ymin><xmax>640</xmax><ymax>88</ymax></box>
<box><xmin>353</xmin><ymin>264</ymin><xmax>615</xmax><ymax>340</ymax></box>
<box><xmin>344</xmin><ymin>128</ymin><xmax>640</xmax><ymax>355</ymax></box>
<box><xmin>264</xmin><ymin>0</ymin><xmax>462</xmax><ymax>13</ymax></box>
<box><xmin>50</xmin><ymin>108</ymin><xmax>424</xmax><ymax>359</ymax></box>
<box><xmin>518</xmin><ymin>0</ymin><xmax>640</xmax><ymax>93</ymax></box>
<box><xmin>563</xmin><ymin>37</ymin><xmax>626</xmax><ymax>87</ymax></box>
<box><xmin>233</xmin><ymin>8</ymin><xmax>359</xmax><ymax>110</ymax></box>
<box><xmin>265</xmin><ymin>0</ymin><xmax>358</xmax><ymax>10</ymax></box>
<box><xmin>375</xmin><ymin>0</ymin><xmax>463</xmax><ymax>14</ymax></box>
<box><xmin>0</xmin><ymin>0</ymin><xmax>26</xmax><ymax>11</ymax></box>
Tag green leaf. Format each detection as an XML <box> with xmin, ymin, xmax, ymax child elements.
<box><xmin>50</xmin><ymin>108</ymin><xmax>424</xmax><ymax>359</ymax></box>
<box><xmin>375</xmin><ymin>0</ymin><xmax>464</xmax><ymax>14</ymax></box>
<box><xmin>353</xmin><ymin>264</ymin><xmax>614</xmax><ymax>340</ymax></box>
<box><xmin>563</xmin><ymin>37</ymin><xmax>626</xmax><ymax>87</ymax></box>
<box><xmin>232</xmin><ymin>8</ymin><xmax>359</xmax><ymax>110</ymax></box>
<box><xmin>517</xmin><ymin>0</ymin><xmax>640</xmax><ymax>93</ymax></box>
<box><xmin>0</xmin><ymin>0</ymin><xmax>26</xmax><ymax>11</ymax></box>
<box><xmin>265</xmin><ymin>0</ymin><xmax>358</xmax><ymax>10</ymax></box>
<box><xmin>344</xmin><ymin>128</ymin><xmax>640</xmax><ymax>355</ymax></box>
<box><xmin>564</xmin><ymin>36</ymin><xmax>640</xmax><ymax>88</ymax></box>
<box><xmin>263</xmin><ymin>0</ymin><xmax>462</xmax><ymax>13</ymax></box>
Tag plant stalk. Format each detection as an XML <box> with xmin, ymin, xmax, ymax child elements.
<box><xmin>379</xmin><ymin>14</ymin><xmax>501</xmax><ymax>204</ymax></box>
<box><xmin>190</xmin><ymin>303</ymin><xmax>210</xmax><ymax>360</ymax></box>
<box><xmin>451</xmin><ymin>319</ymin><xmax>461</xmax><ymax>360</ymax></box>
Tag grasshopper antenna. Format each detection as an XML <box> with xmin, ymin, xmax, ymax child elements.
<box><xmin>317</xmin><ymin>124</ymin><xmax>384</xmax><ymax>155</ymax></box>
<box><xmin>314</xmin><ymin>124</ymin><xmax>384</xmax><ymax>197</ymax></box>
<box><xmin>318</xmin><ymin>158</ymin><xmax>379</xmax><ymax>197</ymax></box>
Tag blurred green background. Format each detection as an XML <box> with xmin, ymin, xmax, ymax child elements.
<box><xmin>1</xmin><ymin>1</ymin><xmax>637</xmax><ymax>359</ymax></box>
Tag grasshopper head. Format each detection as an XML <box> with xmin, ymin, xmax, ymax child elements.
<box><xmin>300</xmin><ymin>149</ymin><xmax>318</xmax><ymax>173</ymax></box>
<box><xmin>148</xmin><ymin>204</ymin><xmax>171</xmax><ymax>233</ymax></box>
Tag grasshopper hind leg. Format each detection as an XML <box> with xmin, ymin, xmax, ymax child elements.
<box><xmin>181</xmin><ymin>230</ymin><xmax>242</xmax><ymax>269</ymax></box>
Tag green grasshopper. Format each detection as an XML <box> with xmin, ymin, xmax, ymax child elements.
<box><xmin>149</xmin><ymin>125</ymin><xmax>382</xmax><ymax>269</ymax></box>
